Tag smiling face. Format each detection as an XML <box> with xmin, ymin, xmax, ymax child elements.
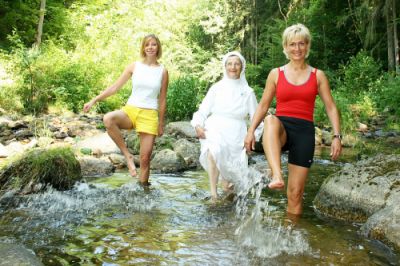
<box><xmin>144</xmin><ymin>38</ymin><xmax>158</xmax><ymax>58</ymax></box>
<box><xmin>140</xmin><ymin>34</ymin><xmax>162</xmax><ymax>59</ymax></box>
<box><xmin>285</xmin><ymin>36</ymin><xmax>309</xmax><ymax>61</ymax></box>
<box><xmin>225</xmin><ymin>56</ymin><xmax>242</xmax><ymax>79</ymax></box>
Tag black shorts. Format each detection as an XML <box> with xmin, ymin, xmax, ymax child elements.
<box><xmin>278</xmin><ymin>116</ymin><xmax>315</xmax><ymax>168</ymax></box>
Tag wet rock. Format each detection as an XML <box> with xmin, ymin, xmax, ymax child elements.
<box><xmin>360</xmin><ymin>204</ymin><xmax>400</xmax><ymax>251</ymax></box>
<box><xmin>151</xmin><ymin>149</ymin><xmax>186</xmax><ymax>173</ymax></box>
<box><xmin>172</xmin><ymin>139</ymin><xmax>200</xmax><ymax>169</ymax></box>
<box><xmin>165</xmin><ymin>121</ymin><xmax>197</xmax><ymax>138</ymax></box>
<box><xmin>79</xmin><ymin>156</ymin><xmax>115</xmax><ymax>177</ymax></box>
<box><xmin>0</xmin><ymin>147</ymin><xmax>82</xmax><ymax>193</ymax></box>
<box><xmin>314</xmin><ymin>154</ymin><xmax>400</xmax><ymax>250</ymax></box>
<box><xmin>0</xmin><ymin>242</ymin><xmax>43</xmax><ymax>266</ymax></box>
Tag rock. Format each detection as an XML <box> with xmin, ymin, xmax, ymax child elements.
<box><xmin>321</xmin><ymin>130</ymin><xmax>332</xmax><ymax>145</ymax></box>
<box><xmin>79</xmin><ymin>157</ymin><xmax>115</xmax><ymax>177</ymax></box>
<box><xmin>357</xmin><ymin>122</ymin><xmax>368</xmax><ymax>132</ymax></box>
<box><xmin>165</xmin><ymin>121</ymin><xmax>197</xmax><ymax>138</ymax></box>
<box><xmin>151</xmin><ymin>149</ymin><xmax>187</xmax><ymax>173</ymax></box>
<box><xmin>0</xmin><ymin>143</ymin><xmax>8</xmax><ymax>158</ymax></box>
<box><xmin>0</xmin><ymin>147</ymin><xmax>82</xmax><ymax>193</ymax></box>
<box><xmin>125</xmin><ymin>133</ymin><xmax>140</xmax><ymax>155</ymax></box>
<box><xmin>108</xmin><ymin>153</ymin><xmax>127</xmax><ymax>169</ymax></box>
<box><xmin>315</xmin><ymin>127</ymin><xmax>322</xmax><ymax>145</ymax></box>
<box><xmin>313</xmin><ymin>154</ymin><xmax>400</xmax><ymax>250</ymax></box>
<box><xmin>14</xmin><ymin>128</ymin><xmax>33</xmax><ymax>140</ymax></box>
<box><xmin>360</xmin><ymin>204</ymin><xmax>400</xmax><ymax>251</ymax></box>
<box><xmin>75</xmin><ymin>132</ymin><xmax>119</xmax><ymax>155</ymax></box>
<box><xmin>172</xmin><ymin>139</ymin><xmax>200</xmax><ymax>169</ymax></box>
<box><xmin>7</xmin><ymin>120</ymin><xmax>28</xmax><ymax>130</ymax></box>
<box><xmin>0</xmin><ymin>242</ymin><xmax>43</xmax><ymax>266</ymax></box>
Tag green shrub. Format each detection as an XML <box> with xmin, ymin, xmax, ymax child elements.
<box><xmin>339</xmin><ymin>50</ymin><xmax>382</xmax><ymax>95</ymax></box>
<box><xmin>167</xmin><ymin>76</ymin><xmax>208</xmax><ymax>121</ymax></box>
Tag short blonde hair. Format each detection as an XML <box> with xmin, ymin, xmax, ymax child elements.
<box><xmin>140</xmin><ymin>34</ymin><xmax>162</xmax><ymax>59</ymax></box>
<box><xmin>282</xmin><ymin>23</ymin><xmax>311</xmax><ymax>59</ymax></box>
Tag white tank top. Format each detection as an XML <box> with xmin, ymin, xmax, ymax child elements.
<box><xmin>126</xmin><ymin>61</ymin><xmax>164</xmax><ymax>110</ymax></box>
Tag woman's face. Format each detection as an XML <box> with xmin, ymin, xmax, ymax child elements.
<box><xmin>285</xmin><ymin>36</ymin><xmax>309</xmax><ymax>61</ymax></box>
<box><xmin>144</xmin><ymin>38</ymin><xmax>158</xmax><ymax>58</ymax></box>
<box><xmin>225</xmin><ymin>56</ymin><xmax>242</xmax><ymax>79</ymax></box>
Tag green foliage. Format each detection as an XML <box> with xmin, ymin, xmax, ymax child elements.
<box><xmin>339</xmin><ymin>51</ymin><xmax>382</xmax><ymax>95</ymax></box>
<box><xmin>167</xmin><ymin>76</ymin><xmax>208</xmax><ymax>122</ymax></box>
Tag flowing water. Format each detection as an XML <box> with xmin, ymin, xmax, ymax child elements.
<box><xmin>0</xmin><ymin>147</ymin><xmax>398</xmax><ymax>265</ymax></box>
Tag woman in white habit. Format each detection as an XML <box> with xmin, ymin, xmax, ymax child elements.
<box><xmin>191</xmin><ymin>51</ymin><xmax>263</xmax><ymax>202</ymax></box>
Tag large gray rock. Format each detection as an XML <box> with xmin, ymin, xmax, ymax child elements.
<box><xmin>0</xmin><ymin>242</ymin><xmax>43</xmax><ymax>266</ymax></box>
<box><xmin>75</xmin><ymin>132</ymin><xmax>119</xmax><ymax>155</ymax></box>
<box><xmin>172</xmin><ymin>139</ymin><xmax>200</xmax><ymax>169</ymax></box>
<box><xmin>165</xmin><ymin>121</ymin><xmax>197</xmax><ymax>138</ymax></box>
<box><xmin>314</xmin><ymin>154</ymin><xmax>400</xmax><ymax>250</ymax></box>
<box><xmin>151</xmin><ymin>149</ymin><xmax>186</xmax><ymax>173</ymax></box>
<box><xmin>79</xmin><ymin>157</ymin><xmax>115</xmax><ymax>177</ymax></box>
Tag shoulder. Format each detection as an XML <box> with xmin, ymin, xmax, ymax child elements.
<box><xmin>315</xmin><ymin>68</ymin><xmax>328</xmax><ymax>84</ymax></box>
<box><xmin>267</xmin><ymin>67</ymin><xmax>280</xmax><ymax>84</ymax></box>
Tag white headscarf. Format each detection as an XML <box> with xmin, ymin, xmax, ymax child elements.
<box><xmin>220</xmin><ymin>51</ymin><xmax>251</xmax><ymax>93</ymax></box>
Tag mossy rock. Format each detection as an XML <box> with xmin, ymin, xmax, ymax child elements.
<box><xmin>0</xmin><ymin>147</ymin><xmax>82</xmax><ymax>193</ymax></box>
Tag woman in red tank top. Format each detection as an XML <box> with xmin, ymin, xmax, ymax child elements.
<box><xmin>245</xmin><ymin>24</ymin><xmax>342</xmax><ymax>218</ymax></box>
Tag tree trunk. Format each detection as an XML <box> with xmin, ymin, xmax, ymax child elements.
<box><xmin>35</xmin><ymin>0</ymin><xmax>46</xmax><ymax>48</ymax></box>
<box><xmin>386</xmin><ymin>0</ymin><xmax>395</xmax><ymax>71</ymax></box>
<box><xmin>393</xmin><ymin>0</ymin><xmax>399</xmax><ymax>74</ymax></box>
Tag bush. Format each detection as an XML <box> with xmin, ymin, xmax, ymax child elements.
<box><xmin>167</xmin><ymin>76</ymin><xmax>208</xmax><ymax>121</ymax></box>
<box><xmin>339</xmin><ymin>50</ymin><xmax>382</xmax><ymax>95</ymax></box>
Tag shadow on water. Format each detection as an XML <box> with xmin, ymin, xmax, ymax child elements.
<box><xmin>0</xmin><ymin>146</ymin><xmax>399</xmax><ymax>265</ymax></box>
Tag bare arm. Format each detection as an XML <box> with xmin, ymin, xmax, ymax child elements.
<box><xmin>245</xmin><ymin>68</ymin><xmax>278</xmax><ymax>151</ymax></box>
<box><xmin>317</xmin><ymin>70</ymin><xmax>342</xmax><ymax>160</ymax></box>
<box><xmin>158</xmin><ymin>68</ymin><xmax>169</xmax><ymax>136</ymax></box>
<box><xmin>83</xmin><ymin>63</ymin><xmax>135</xmax><ymax>112</ymax></box>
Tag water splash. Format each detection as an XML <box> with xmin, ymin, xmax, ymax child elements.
<box><xmin>233</xmin><ymin>166</ymin><xmax>312</xmax><ymax>258</ymax></box>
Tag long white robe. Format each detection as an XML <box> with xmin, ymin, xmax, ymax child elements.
<box><xmin>191</xmin><ymin>78</ymin><xmax>262</xmax><ymax>188</ymax></box>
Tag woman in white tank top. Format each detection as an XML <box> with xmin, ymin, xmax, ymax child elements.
<box><xmin>83</xmin><ymin>34</ymin><xmax>169</xmax><ymax>185</ymax></box>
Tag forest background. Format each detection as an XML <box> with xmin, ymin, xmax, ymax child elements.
<box><xmin>0</xmin><ymin>0</ymin><xmax>399</xmax><ymax>136</ymax></box>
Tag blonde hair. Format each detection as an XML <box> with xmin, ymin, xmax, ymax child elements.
<box><xmin>282</xmin><ymin>23</ymin><xmax>311</xmax><ymax>59</ymax></box>
<box><xmin>140</xmin><ymin>34</ymin><xmax>162</xmax><ymax>59</ymax></box>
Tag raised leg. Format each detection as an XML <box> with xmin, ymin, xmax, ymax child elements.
<box><xmin>138</xmin><ymin>132</ymin><xmax>156</xmax><ymax>185</ymax></box>
<box><xmin>103</xmin><ymin>110</ymin><xmax>137</xmax><ymax>177</ymax></box>
<box><xmin>262</xmin><ymin>115</ymin><xmax>287</xmax><ymax>189</ymax></box>
<box><xmin>286</xmin><ymin>163</ymin><xmax>309</xmax><ymax>215</ymax></box>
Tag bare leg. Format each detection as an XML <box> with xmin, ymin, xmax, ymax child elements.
<box><xmin>207</xmin><ymin>152</ymin><xmax>219</xmax><ymax>201</ymax></box>
<box><xmin>138</xmin><ymin>132</ymin><xmax>156</xmax><ymax>185</ymax></box>
<box><xmin>103</xmin><ymin>110</ymin><xmax>137</xmax><ymax>177</ymax></box>
<box><xmin>286</xmin><ymin>163</ymin><xmax>309</xmax><ymax>215</ymax></box>
<box><xmin>263</xmin><ymin>115</ymin><xmax>287</xmax><ymax>189</ymax></box>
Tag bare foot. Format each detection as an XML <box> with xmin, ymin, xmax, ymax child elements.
<box><xmin>126</xmin><ymin>155</ymin><xmax>137</xmax><ymax>177</ymax></box>
<box><xmin>268</xmin><ymin>178</ymin><xmax>285</xmax><ymax>190</ymax></box>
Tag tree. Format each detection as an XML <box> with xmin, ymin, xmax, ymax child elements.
<box><xmin>35</xmin><ymin>0</ymin><xmax>46</xmax><ymax>48</ymax></box>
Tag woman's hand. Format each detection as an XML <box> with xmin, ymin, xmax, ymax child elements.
<box><xmin>83</xmin><ymin>99</ymin><xmax>96</xmax><ymax>113</ymax></box>
<box><xmin>195</xmin><ymin>126</ymin><xmax>206</xmax><ymax>139</ymax></box>
<box><xmin>330</xmin><ymin>138</ymin><xmax>342</xmax><ymax>160</ymax></box>
<box><xmin>244</xmin><ymin>132</ymin><xmax>255</xmax><ymax>152</ymax></box>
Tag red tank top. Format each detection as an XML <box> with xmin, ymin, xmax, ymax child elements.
<box><xmin>275</xmin><ymin>66</ymin><xmax>318</xmax><ymax>122</ymax></box>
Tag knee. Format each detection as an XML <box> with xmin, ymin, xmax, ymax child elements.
<box><xmin>103</xmin><ymin>113</ymin><xmax>115</xmax><ymax>128</ymax></box>
<box><xmin>264</xmin><ymin>115</ymin><xmax>280</xmax><ymax>128</ymax></box>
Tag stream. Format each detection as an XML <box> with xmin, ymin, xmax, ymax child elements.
<box><xmin>0</xmin><ymin>147</ymin><xmax>398</xmax><ymax>265</ymax></box>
